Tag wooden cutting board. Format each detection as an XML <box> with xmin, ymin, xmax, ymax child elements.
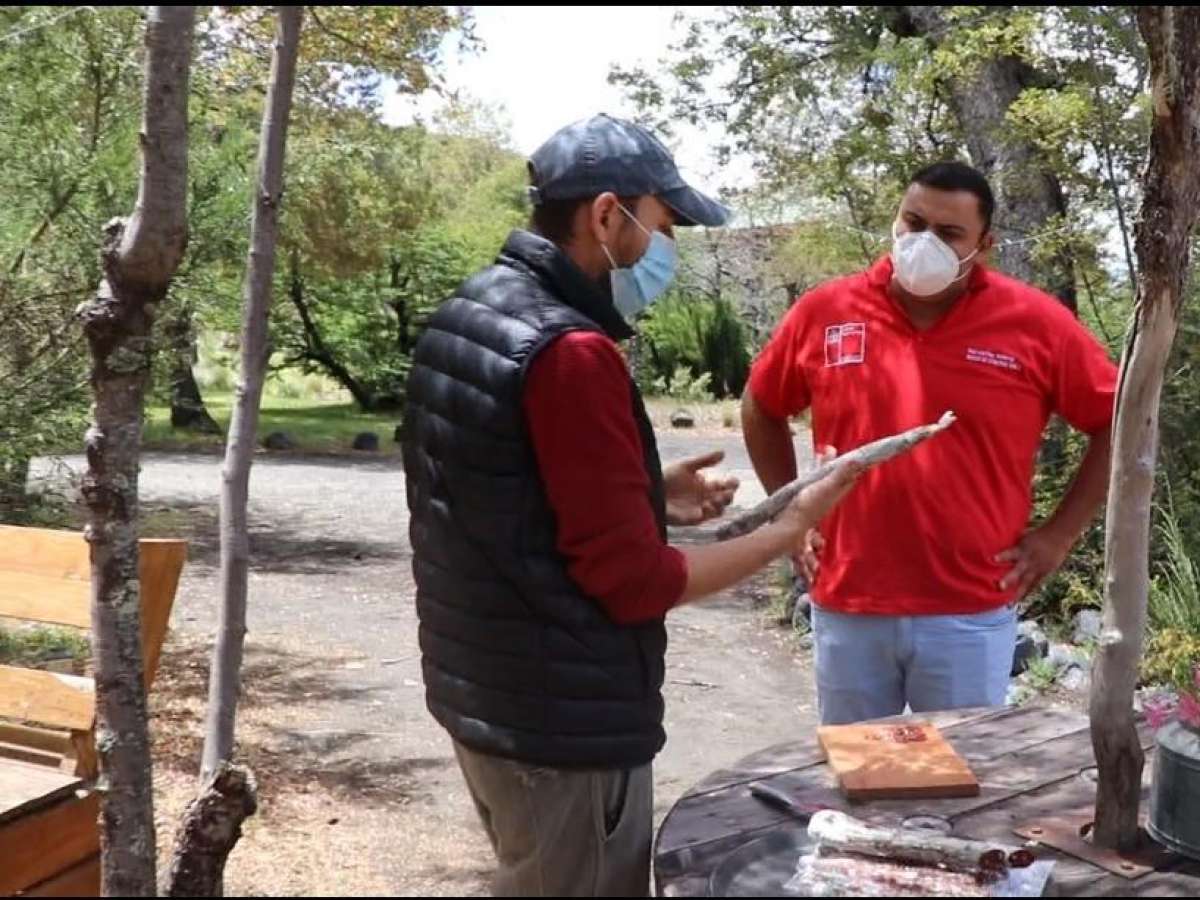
<box><xmin>817</xmin><ymin>721</ymin><xmax>980</xmax><ymax>800</ymax></box>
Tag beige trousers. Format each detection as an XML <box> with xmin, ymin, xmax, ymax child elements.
<box><xmin>453</xmin><ymin>740</ymin><xmax>653</xmax><ymax>897</ymax></box>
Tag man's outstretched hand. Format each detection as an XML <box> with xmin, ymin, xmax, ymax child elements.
<box><xmin>664</xmin><ymin>450</ymin><xmax>739</xmax><ymax>526</ymax></box>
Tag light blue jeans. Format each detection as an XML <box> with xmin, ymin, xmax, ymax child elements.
<box><xmin>811</xmin><ymin>603</ymin><xmax>1018</xmax><ymax>725</ymax></box>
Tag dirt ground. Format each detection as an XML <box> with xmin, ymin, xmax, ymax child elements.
<box><xmin>35</xmin><ymin>428</ymin><xmax>823</xmax><ymax>895</ymax></box>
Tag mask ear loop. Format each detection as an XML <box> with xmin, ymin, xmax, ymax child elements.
<box><xmin>617</xmin><ymin>202</ymin><xmax>654</xmax><ymax>239</ymax></box>
<box><xmin>601</xmin><ymin>201</ymin><xmax>650</xmax><ymax>274</ymax></box>
<box><xmin>606</xmin><ymin>202</ymin><xmax>660</xmax><ymax>276</ymax></box>
<box><xmin>949</xmin><ymin>244</ymin><xmax>983</xmax><ymax>285</ymax></box>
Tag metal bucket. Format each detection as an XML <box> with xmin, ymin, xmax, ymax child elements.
<box><xmin>1148</xmin><ymin>720</ymin><xmax>1200</xmax><ymax>861</ymax></box>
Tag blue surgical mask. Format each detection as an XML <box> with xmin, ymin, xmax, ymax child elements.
<box><xmin>601</xmin><ymin>205</ymin><xmax>678</xmax><ymax>320</ymax></box>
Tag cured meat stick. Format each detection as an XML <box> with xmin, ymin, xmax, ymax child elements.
<box><xmin>715</xmin><ymin>411</ymin><xmax>957</xmax><ymax>542</ymax></box>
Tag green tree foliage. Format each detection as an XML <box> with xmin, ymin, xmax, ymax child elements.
<box><xmin>612</xmin><ymin>6</ymin><xmax>1148</xmax><ymax>296</ymax></box>
<box><xmin>0</xmin><ymin>5</ymin><xmax>498</xmax><ymax>515</ymax></box>
<box><xmin>0</xmin><ymin>7</ymin><xmax>144</xmax><ymax>518</ymax></box>
<box><xmin>175</xmin><ymin>8</ymin><xmax>523</xmax><ymax>413</ymax></box>
<box><xmin>614</xmin><ymin>6</ymin><xmax>1200</xmax><ymax>634</ymax></box>
<box><xmin>272</xmin><ymin>104</ymin><xmax>528</xmax><ymax>410</ymax></box>
<box><xmin>639</xmin><ymin>291</ymin><xmax>750</xmax><ymax>400</ymax></box>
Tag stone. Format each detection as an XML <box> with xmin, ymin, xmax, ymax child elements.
<box><xmin>1011</xmin><ymin>633</ymin><xmax>1045</xmax><ymax>677</ymax></box>
<box><xmin>352</xmin><ymin>432</ymin><xmax>380</xmax><ymax>452</ymax></box>
<box><xmin>1006</xmin><ymin>682</ymin><xmax>1035</xmax><ymax>707</ymax></box>
<box><xmin>1017</xmin><ymin>619</ymin><xmax>1050</xmax><ymax>656</ymax></box>
<box><xmin>791</xmin><ymin>590</ymin><xmax>813</xmax><ymax>631</ymax></box>
<box><xmin>1047</xmin><ymin>642</ymin><xmax>1088</xmax><ymax>671</ymax></box>
<box><xmin>263</xmin><ymin>431</ymin><xmax>296</xmax><ymax>451</ymax></box>
<box><xmin>1073</xmin><ymin>608</ymin><xmax>1103</xmax><ymax>644</ymax></box>
<box><xmin>670</xmin><ymin>409</ymin><xmax>695</xmax><ymax>428</ymax></box>
<box><xmin>1059</xmin><ymin>665</ymin><xmax>1090</xmax><ymax>692</ymax></box>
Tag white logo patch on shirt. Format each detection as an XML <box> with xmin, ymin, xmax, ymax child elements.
<box><xmin>824</xmin><ymin>323</ymin><xmax>866</xmax><ymax>367</ymax></box>
<box><xmin>966</xmin><ymin>347</ymin><xmax>1022</xmax><ymax>372</ymax></box>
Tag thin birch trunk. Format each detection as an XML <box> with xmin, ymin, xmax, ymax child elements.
<box><xmin>77</xmin><ymin>7</ymin><xmax>195</xmax><ymax>896</ymax></box>
<box><xmin>1089</xmin><ymin>5</ymin><xmax>1200</xmax><ymax>851</ymax></box>
<box><xmin>201</xmin><ymin>5</ymin><xmax>303</xmax><ymax>779</ymax></box>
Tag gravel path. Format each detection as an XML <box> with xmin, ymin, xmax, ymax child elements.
<box><xmin>30</xmin><ymin>431</ymin><xmax>818</xmax><ymax>895</ymax></box>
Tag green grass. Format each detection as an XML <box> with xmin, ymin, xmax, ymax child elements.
<box><xmin>142</xmin><ymin>392</ymin><xmax>402</xmax><ymax>456</ymax></box>
<box><xmin>1024</xmin><ymin>657</ymin><xmax>1060</xmax><ymax>693</ymax></box>
<box><xmin>0</xmin><ymin>625</ymin><xmax>90</xmax><ymax>671</ymax></box>
<box><xmin>765</xmin><ymin>561</ymin><xmax>804</xmax><ymax>630</ymax></box>
<box><xmin>1149</xmin><ymin>487</ymin><xmax>1200</xmax><ymax>635</ymax></box>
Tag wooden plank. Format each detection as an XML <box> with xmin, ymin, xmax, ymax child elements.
<box><xmin>0</xmin><ymin>741</ymin><xmax>62</xmax><ymax>769</ymax></box>
<box><xmin>656</xmin><ymin>706</ymin><xmax>1053</xmax><ymax>855</ymax></box>
<box><xmin>654</xmin><ymin>708</ymin><xmax>1166</xmax><ymax>895</ymax></box>
<box><xmin>19</xmin><ymin>853</ymin><xmax>100</xmax><ymax>897</ymax></box>
<box><xmin>60</xmin><ymin>729</ymin><xmax>98</xmax><ymax>780</ymax></box>
<box><xmin>0</xmin><ymin>666</ymin><xmax>94</xmax><ymax>732</ymax></box>
<box><xmin>0</xmin><ymin>534</ymin><xmax>184</xmax><ymax>776</ymax></box>
<box><xmin>685</xmin><ymin>706</ymin><xmax>1007</xmax><ymax>798</ymax></box>
<box><xmin>655</xmin><ymin>764</ymin><xmax>843</xmax><ymax>857</ymax></box>
<box><xmin>834</xmin><ymin>721</ymin><xmax>1153</xmax><ymax>826</ymax></box>
<box><xmin>0</xmin><ymin>532</ymin><xmax>186</xmax><ymax>680</ymax></box>
<box><xmin>0</xmin><ymin>526</ymin><xmax>90</xmax><ymax>582</ymax></box>
<box><xmin>951</xmin><ymin>762</ymin><xmax>1200</xmax><ymax>896</ymax></box>
<box><xmin>0</xmin><ymin>791</ymin><xmax>99</xmax><ymax>893</ymax></box>
<box><xmin>1049</xmin><ymin>870</ymin><xmax>1200</xmax><ymax>897</ymax></box>
<box><xmin>654</xmin><ymin>706</ymin><xmax>1109</xmax><ymax>859</ymax></box>
<box><xmin>137</xmin><ymin>539</ymin><xmax>187</xmax><ymax>688</ymax></box>
<box><xmin>685</xmin><ymin>744</ymin><xmax>829</xmax><ymax>800</ymax></box>
<box><xmin>0</xmin><ymin>572</ymin><xmax>90</xmax><ymax>629</ymax></box>
<box><xmin>817</xmin><ymin>722</ymin><xmax>979</xmax><ymax>800</ymax></box>
<box><xmin>0</xmin><ymin>759</ymin><xmax>82</xmax><ymax>824</ymax></box>
<box><xmin>938</xmin><ymin>704</ymin><xmax>1089</xmax><ymax>763</ymax></box>
<box><xmin>0</xmin><ymin>721</ymin><xmax>78</xmax><ymax>773</ymax></box>
<box><xmin>655</xmin><ymin>820</ymin><xmax>791</xmax><ymax>897</ymax></box>
<box><xmin>0</xmin><ymin>722</ymin><xmax>71</xmax><ymax>757</ymax></box>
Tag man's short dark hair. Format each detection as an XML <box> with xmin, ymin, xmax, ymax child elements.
<box><xmin>909</xmin><ymin>161</ymin><xmax>995</xmax><ymax>232</ymax></box>
<box><xmin>528</xmin><ymin>194</ymin><xmax>642</xmax><ymax>245</ymax></box>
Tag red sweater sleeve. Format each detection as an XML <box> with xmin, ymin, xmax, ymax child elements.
<box><xmin>523</xmin><ymin>330</ymin><xmax>688</xmax><ymax>625</ymax></box>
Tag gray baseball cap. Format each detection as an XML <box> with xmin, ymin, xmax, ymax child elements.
<box><xmin>527</xmin><ymin>114</ymin><xmax>731</xmax><ymax>227</ymax></box>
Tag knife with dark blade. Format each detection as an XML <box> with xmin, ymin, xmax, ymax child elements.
<box><xmin>747</xmin><ymin>781</ymin><xmax>827</xmax><ymax>822</ymax></box>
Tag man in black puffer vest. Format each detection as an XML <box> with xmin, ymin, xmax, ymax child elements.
<box><xmin>403</xmin><ymin>114</ymin><xmax>863</xmax><ymax>897</ymax></box>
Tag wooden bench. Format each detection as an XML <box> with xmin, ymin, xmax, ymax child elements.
<box><xmin>0</xmin><ymin>525</ymin><xmax>187</xmax><ymax>897</ymax></box>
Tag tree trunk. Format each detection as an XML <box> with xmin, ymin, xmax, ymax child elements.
<box><xmin>288</xmin><ymin>251</ymin><xmax>381</xmax><ymax>411</ymax></box>
<box><xmin>164</xmin><ymin>763</ymin><xmax>258</xmax><ymax>897</ymax></box>
<box><xmin>1090</xmin><ymin>5</ymin><xmax>1200</xmax><ymax>852</ymax></box>
<box><xmin>1</xmin><ymin>340</ymin><xmax>35</xmax><ymax>520</ymax></box>
<box><xmin>889</xmin><ymin>6</ymin><xmax>1077</xmax><ymax>309</ymax></box>
<box><xmin>201</xmin><ymin>6</ymin><xmax>303</xmax><ymax>785</ymax></box>
<box><xmin>0</xmin><ymin>455</ymin><xmax>31</xmax><ymax>521</ymax></box>
<box><xmin>166</xmin><ymin>302</ymin><xmax>221</xmax><ymax>434</ymax></box>
<box><xmin>77</xmin><ymin>7</ymin><xmax>195</xmax><ymax>896</ymax></box>
<box><xmin>390</xmin><ymin>256</ymin><xmax>412</xmax><ymax>355</ymax></box>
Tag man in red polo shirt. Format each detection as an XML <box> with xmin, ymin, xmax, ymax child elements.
<box><xmin>742</xmin><ymin>161</ymin><xmax>1118</xmax><ymax>724</ymax></box>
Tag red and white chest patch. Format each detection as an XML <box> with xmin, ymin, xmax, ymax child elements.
<box><xmin>824</xmin><ymin>322</ymin><xmax>866</xmax><ymax>368</ymax></box>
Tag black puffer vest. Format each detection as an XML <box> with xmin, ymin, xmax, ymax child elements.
<box><xmin>402</xmin><ymin>229</ymin><xmax>669</xmax><ymax>769</ymax></box>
